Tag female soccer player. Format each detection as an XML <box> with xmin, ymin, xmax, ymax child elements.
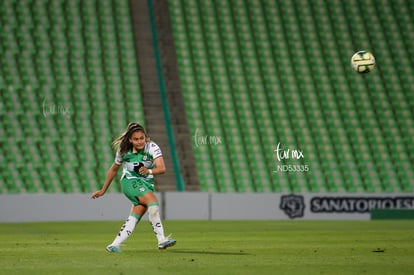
<box><xmin>91</xmin><ymin>122</ymin><xmax>176</xmax><ymax>252</ymax></box>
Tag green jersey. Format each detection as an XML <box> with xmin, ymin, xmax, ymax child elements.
<box><xmin>114</xmin><ymin>141</ymin><xmax>162</xmax><ymax>182</ymax></box>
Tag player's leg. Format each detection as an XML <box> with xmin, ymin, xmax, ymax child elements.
<box><xmin>107</xmin><ymin>178</ymin><xmax>146</xmax><ymax>252</ymax></box>
<box><xmin>106</xmin><ymin>204</ymin><xmax>147</xmax><ymax>252</ymax></box>
<box><xmin>138</xmin><ymin>192</ymin><xmax>176</xmax><ymax>250</ymax></box>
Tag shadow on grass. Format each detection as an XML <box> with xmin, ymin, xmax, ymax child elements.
<box><xmin>169</xmin><ymin>249</ymin><xmax>251</xmax><ymax>256</ymax></box>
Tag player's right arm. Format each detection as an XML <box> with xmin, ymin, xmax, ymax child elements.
<box><xmin>91</xmin><ymin>163</ymin><xmax>121</xmax><ymax>199</ymax></box>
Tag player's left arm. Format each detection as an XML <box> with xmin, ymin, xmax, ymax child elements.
<box><xmin>139</xmin><ymin>156</ymin><xmax>166</xmax><ymax>175</ymax></box>
<box><xmin>139</xmin><ymin>142</ymin><xmax>166</xmax><ymax>176</ymax></box>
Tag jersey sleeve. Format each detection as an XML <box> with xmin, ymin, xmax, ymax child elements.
<box><xmin>149</xmin><ymin>142</ymin><xmax>162</xmax><ymax>159</ymax></box>
<box><xmin>114</xmin><ymin>151</ymin><xmax>123</xmax><ymax>165</ymax></box>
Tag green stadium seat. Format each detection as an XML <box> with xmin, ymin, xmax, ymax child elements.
<box><xmin>168</xmin><ymin>0</ymin><xmax>414</xmax><ymax>193</ymax></box>
<box><xmin>0</xmin><ymin>0</ymin><xmax>144</xmax><ymax>194</ymax></box>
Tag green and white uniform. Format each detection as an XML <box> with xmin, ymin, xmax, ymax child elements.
<box><xmin>114</xmin><ymin>141</ymin><xmax>162</xmax><ymax>206</ymax></box>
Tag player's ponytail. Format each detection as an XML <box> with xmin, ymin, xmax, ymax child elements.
<box><xmin>112</xmin><ymin>122</ymin><xmax>150</xmax><ymax>155</ymax></box>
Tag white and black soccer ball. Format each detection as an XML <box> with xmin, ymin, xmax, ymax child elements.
<box><xmin>351</xmin><ymin>50</ymin><xmax>375</xmax><ymax>73</ymax></box>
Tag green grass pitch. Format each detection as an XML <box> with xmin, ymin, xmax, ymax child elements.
<box><xmin>0</xmin><ymin>220</ymin><xmax>413</xmax><ymax>275</ymax></box>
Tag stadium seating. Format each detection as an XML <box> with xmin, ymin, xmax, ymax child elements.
<box><xmin>168</xmin><ymin>0</ymin><xmax>414</xmax><ymax>193</ymax></box>
<box><xmin>1</xmin><ymin>0</ymin><xmax>413</xmax><ymax>194</ymax></box>
<box><xmin>0</xmin><ymin>0</ymin><xmax>144</xmax><ymax>193</ymax></box>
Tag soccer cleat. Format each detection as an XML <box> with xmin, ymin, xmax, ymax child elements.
<box><xmin>158</xmin><ymin>234</ymin><xmax>176</xmax><ymax>250</ymax></box>
<box><xmin>106</xmin><ymin>245</ymin><xmax>121</xmax><ymax>253</ymax></box>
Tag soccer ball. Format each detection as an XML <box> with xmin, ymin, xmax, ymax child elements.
<box><xmin>351</xmin><ymin>51</ymin><xmax>375</xmax><ymax>73</ymax></box>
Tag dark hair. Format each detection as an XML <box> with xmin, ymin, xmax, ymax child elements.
<box><xmin>112</xmin><ymin>122</ymin><xmax>149</xmax><ymax>155</ymax></box>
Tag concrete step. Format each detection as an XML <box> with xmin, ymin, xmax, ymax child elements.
<box><xmin>129</xmin><ymin>0</ymin><xmax>200</xmax><ymax>191</ymax></box>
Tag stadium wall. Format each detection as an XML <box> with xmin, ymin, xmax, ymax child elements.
<box><xmin>1</xmin><ymin>192</ymin><xmax>414</xmax><ymax>222</ymax></box>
